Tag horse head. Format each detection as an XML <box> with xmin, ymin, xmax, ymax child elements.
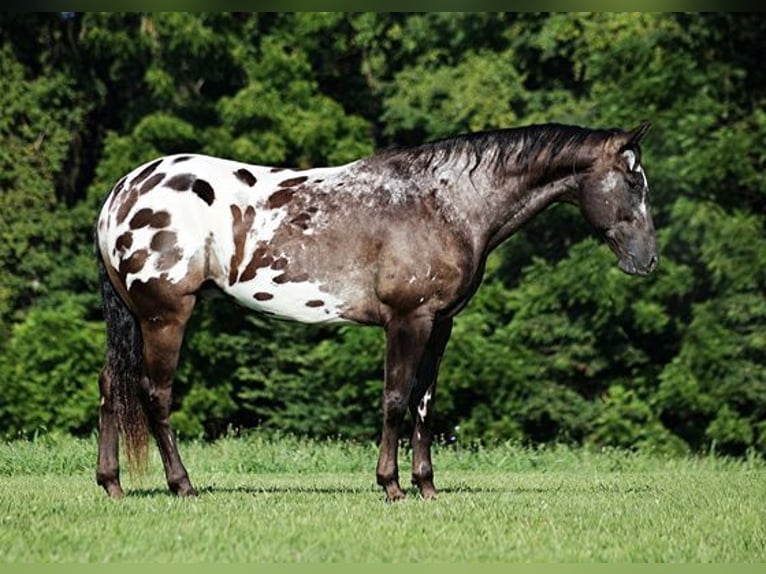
<box><xmin>578</xmin><ymin>121</ymin><xmax>658</xmax><ymax>276</ymax></box>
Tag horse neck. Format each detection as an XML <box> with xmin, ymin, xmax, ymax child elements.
<box><xmin>447</xmin><ymin>154</ymin><xmax>587</xmax><ymax>253</ymax></box>
<box><xmin>488</xmin><ymin>173</ymin><xmax>582</xmax><ymax>252</ymax></box>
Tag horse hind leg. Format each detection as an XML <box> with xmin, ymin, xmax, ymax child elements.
<box><xmin>135</xmin><ymin>290</ymin><xmax>197</xmax><ymax>496</ymax></box>
<box><xmin>96</xmin><ymin>367</ymin><xmax>124</xmax><ymax>498</ymax></box>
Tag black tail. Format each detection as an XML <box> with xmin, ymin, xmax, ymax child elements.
<box><xmin>98</xmin><ymin>252</ymin><xmax>150</xmax><ymax>472</ymax></box>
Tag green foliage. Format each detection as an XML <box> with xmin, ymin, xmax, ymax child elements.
<box><xmin>0</xmin><ymin>13</ymin><xmax>763</xmax><ymax>457</ymax></box>
<box><xmin>654</xmin><ymin>199</ymin><xmax>766</xmax><ymax>454</ymax></box>
<box><xmin>588</xmin><ymin>385</ymin><xmax>688</xmax><ymax>455</ymax></box>
<box><xmin>382</xmin><ymin>50</ymin><xmax>526</xmax><ymax>140</ymax></box>
<box><xmin>0</xmin><ymin>300</ymin><xmax>103</xmax><ymax>437</ymax></box>
<box><xmin>215</xmin><ymin>35</ymin><xmax>374</xmax><ymax>167</ymax></box>
<box><xmin>0</xmin><ymin>34</ymin><xmax>91</xmax><ymax>333</ymax></box>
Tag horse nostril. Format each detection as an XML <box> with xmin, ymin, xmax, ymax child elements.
<box><xmin>649</xmin><ymin>255</ymin><xmax>659</xmax><ymax>272</ymax></box>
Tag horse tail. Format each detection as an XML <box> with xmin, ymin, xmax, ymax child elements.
<box><xmin>97</xmin><ymin>249</ymin><xmax>150</xmax><ymax>472</ymax></box>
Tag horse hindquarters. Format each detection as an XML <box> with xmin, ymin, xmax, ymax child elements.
<box><xmin>97</xmin><ymin>253</ymin><xmax>197</xmax><ymax>497</ymax></box>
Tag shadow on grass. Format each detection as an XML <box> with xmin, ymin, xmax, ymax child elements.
<box><xmin>124</xmin><ymin>481</ymin><xmax>655</xmax><ymax>499</ymax></box>
<box><xmin>124</xmin><ymin>484</ymin><xmax>377</xmax><ymax>498</ymax></box>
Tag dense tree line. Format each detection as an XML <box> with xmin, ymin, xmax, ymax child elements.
<box><xmin>1</xmin><ymin>13</ymin><xmax>764</xmax><ymax>456</ymax></box>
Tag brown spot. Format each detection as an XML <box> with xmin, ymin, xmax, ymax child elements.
<box><xmin>274</xmin><ymin>271</ymin><xmax>308</xmax><ymax>284</ymax></box>
<box><xmin>129</xmin><ymin>208</ymin><xmax>153</xmax><ymax>229</ymax></box>
<box><xmin>305</xmin><ymin>300</ymin><xmax>324</xmax><ymax>307</ymax></box>
<box><xmin>151</xmin><ymin>231</ymin><xmax>183</xmax><ymax>271</ymax></box>
<box><xmin>165</xmin><ymin>173</ymin><xmax>195</xmax><ymax>191</ymax></box>
<box><xmin>278</xmin><ymin>176</ymin><xmax>308</xmax><ymax>188</ymax></box>
<box><xmin>267</xmin><ymin>188</ymin><xmax>295</xmax><ymax>209</ymax></box>
<box><xmin>130</xmin><ymin>159</ymin><xmax>163</xmax><ymax>186</ymax></box>
<box><xmin>239</xmin><ymin>245</ymin><xmax>274</xmax><ymax>283</ymax></box>
<box><xmin>139</xmin><ymin>172</ymin><xmax>165</xmax><ymax>195</ymax></box>
<box><xmin>229</xmin><ymin>204</ymin><xmax>256</xmax><ymax>286</ymax></box>
<box><xmin>108</xmin><ymin>176</ymin><xmax>128</xmax><ymax>211</ymax></box>
<box><xmin>270</xmin><ymin>167</ymin><xmax>286</xmax><ymax>173</ymax></box>
<box><xmin>118</xmin><ymin>249</ymin><xmax>149</xmax><ymax>281</ymax></box>
<box><xmin>229</xmin><ymin>206</ymin><xmax>245</xmax><ymax>285</ymax></box>
<box><xmin>173</xmin><ymin>156</ymin><xmax>192</xmax><ymax>163</ymax></box>
<box><xmin>254</xmin><ymin>292</ymin><xmax>274</xmax><ymax>301</ymax></box>
<box><xmin>150</xmin><ymin>229</ymin><xmax>176</xmax><ymax>251</ymax></box>
<box><xmin>115</xmin><ymin>187</ymin><xmax>140</xmax><ymax>225</ymax></box>
<box><xmin>152</xmin><ymin>210</ymin><xmax>171</xmax><ymax>228</ymax></box>
<box><xmin>115</xmin><ymin>231</ymin><xmax>133</xmax><ymax>252</ymax></box>
<box><xmin>234</xmin><ymin>168</ymin><xmax>257</xmax><ymax>187</ymax></box>
<box><xmin>271</xmin><ymin>257</ymin><xmax>288</xmax><ymax>271</ymax></box>
<box><xmin>290</xmin><ymin>212</ymin><xmax>311</xmax><ymax>230</ymax></box>
<box><xmin>129</xmin><ymin>208</ymin><xmax>171</xmax><ymax>229</ymax></box>
<box><xmin>192</xmin><ymin>179</ymin><xmax>215</xmax><ymax>206</ymax></box>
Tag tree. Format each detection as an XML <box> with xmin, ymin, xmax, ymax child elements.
<box><xmin>0</xmin><ymin>299</ymin><xmax>103</xmax><ymax>436</ymax></box>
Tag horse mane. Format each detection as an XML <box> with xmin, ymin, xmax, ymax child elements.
<box><xmin>371</xmin><ymin>123</ymin><xmax>622</xmax><ymax>182</ymax></box>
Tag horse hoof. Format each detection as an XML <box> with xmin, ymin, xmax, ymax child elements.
<box><xmin>98</xmin><ymin>478</ymin><xmax>125</xmax><ymax>499</ymax></box>
<box><xmin>105</xmin><ymin>484</ymin><xmax>125</xmax><ymax>499</ymax></box>
<box><xmin>419</xmin><ymin>486</ymin><xmax>438</xmax><ymax>500</ymax></box>
<box><xmin>171</xmin><ymin>480</ymin><xmax>197</xmax><ymax>497</ymax></box>
<box><xmin>176</xmin><ymin>486</ymin><xmax>197</xmax><ymax>497</ymax></box>
<box><xmin>383</xmin><ymin>482</ymin><xmax>406</xmax><ymax>502</ymax></box>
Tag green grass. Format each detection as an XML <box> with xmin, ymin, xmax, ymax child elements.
<box><xmin>1</xmin><ymin>433</ymin><xmax>765</xmax><ymax>562</ymax></box>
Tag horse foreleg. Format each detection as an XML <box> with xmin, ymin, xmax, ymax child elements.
<box><xmin>409</xmin><ymin>317</ymin><xmax>453</xmax><ymax>500</ymax></box>
<box><xmin>96</xmin><ymin>367</ymin><xmax>124</xmax><ymax>498</ymax></box>
<box><xmin>139</xmin><ymin>296</ymin><xmax>196</xmax><ymax>497</ymax></box>
<box><xmin>377</xmin><ymin>313</ymin><xmax>434</xmax><ymax>501</ymax></box>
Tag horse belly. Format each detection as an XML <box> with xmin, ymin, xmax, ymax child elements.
<box><xmin>221</xmin><ymin>275</ymin><xmax>353</xmax><ymax>324</ymax></box>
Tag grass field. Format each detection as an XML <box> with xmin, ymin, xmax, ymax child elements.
<box><xmin>1</xmin><ymin>433</ymin><xmax>764</xmax><ymax>562</ymax></box>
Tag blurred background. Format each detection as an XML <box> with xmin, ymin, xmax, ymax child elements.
<box><xmin>0</xmin><ymin>13</ymin><xmax>763</xmax><ymax>456</ymax></box>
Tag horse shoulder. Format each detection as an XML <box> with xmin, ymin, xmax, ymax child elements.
<box><xmin>372</xmin><ymin>212</ymin><xmax>476</xmax><ymax>318</ymax></box>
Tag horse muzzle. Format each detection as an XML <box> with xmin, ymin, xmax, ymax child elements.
<box><xmin>617</xmin><ymin>252</ymin><xmax>659</xmax><ymax>276</ymax></box>
<box><xmin>605</xmin><ymin>226</ymin><xmax>659</xmax><ymax>277</ymax></box>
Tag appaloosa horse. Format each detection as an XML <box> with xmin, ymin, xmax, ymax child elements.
<box><xmin>95</xmin><ymin>121</ymin><xmax>658</xmax><ymax>500</ymax></box>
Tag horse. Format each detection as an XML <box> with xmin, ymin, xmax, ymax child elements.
<box><xmin>95</xmin><ymin>121</ymin><xmax>658</xmax><ymax>501</ymax></box>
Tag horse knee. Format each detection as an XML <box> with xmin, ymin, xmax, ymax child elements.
<box><xmin>383</xmin><ymin>389</ymin><xmax>408</xmax><ymax>423</ymax></box>
<box><xmin>138</xmin><ymin>377</ymin><xmax>173</xmax><ymax>419</ymax></box>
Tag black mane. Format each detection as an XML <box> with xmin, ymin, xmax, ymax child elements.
<box><xmin>373</xmin><ymin>123</ymin><xmax>621</xmax><ymax>179</ymax></box>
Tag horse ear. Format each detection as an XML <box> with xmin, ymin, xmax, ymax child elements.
<box><xmin>627</xmin><ymin>121</ymin><xmax>652</xmax><ymax>144</ymax></box>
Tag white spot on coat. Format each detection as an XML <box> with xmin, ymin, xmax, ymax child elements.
<box><xmin>417</xmin><ymin>390</ymin><xmax>432</xmax><ymax>422</ymax></box>
<box><xmin>600</xmin><ymin>170</ymin><xmax>620</xmax><ymax>193</ymax></box>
